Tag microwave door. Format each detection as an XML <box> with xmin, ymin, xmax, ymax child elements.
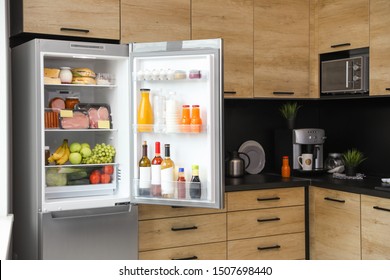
<box><xmin>321</xmin><ymin>59</ymin><xmax>352</xmax><ymax>93</ymax></box>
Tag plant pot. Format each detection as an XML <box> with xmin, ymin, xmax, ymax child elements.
<box><xmin>345</xmin><ymin>166</ymin><xmax>357</xmax><ymax>177</ymax></box>
<box><xmin>287</xmin><ymin>117</ymin><xmax>295</xmax><ymax>130</ymax></box>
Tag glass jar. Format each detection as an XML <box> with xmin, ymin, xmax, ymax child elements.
<box><xmin>324</xmin><ymin>153</ymin><xmax>344</xmax><ymax>170</ymax></box>
<box><xmin>65</xmin><ymin>97</ymin><xmax>80</xmax><ymax>110</ymax></box>
<box><xmin>59</xmin><ymin>67</ymin><xmax>73</xmax><ymax>84</ymax></box>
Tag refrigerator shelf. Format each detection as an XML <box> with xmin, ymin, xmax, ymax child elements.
<box><xmin>45</xmin><ymin>183</ymin><xmax>116</xmax><ymax>199</ymax></box>
<box><xmin>45</xmin><ymin>128</ymin><xmax>118</xmax><ymax>132</ymax></box>
<box><xmin>45</xmin><ymin>163</ymin><xmax>116</xmax><ymax>168</ymax></box>
<box><xmin>132</xmin><ymin>124</ymin><xmax>207</xmax><ymax>134</ymax></box>
<box><xmin>44</xmin><ymin>84</ymin><xmax>117</xmax><ymax>89</ymax></box>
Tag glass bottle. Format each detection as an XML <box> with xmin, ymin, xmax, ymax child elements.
<box><xmin>190</xmin><ymin>105</ymin><xmax>202</xmax><ymax>133</ymax></box>
<box><xmin>137</xmin><ymin>89</ymin><xmax>153</xmax><ymax>132</ymax></box>
<box><xmin>177</xmin><ymin>167</ymin><xmax>186</xmax><ymax>199</ymax></box>
<box><xmin>190</xmin><ymin>165</ymin><xmax>201</xmax><ymax>199</ymax></box>
<box><xmin>139</xmin><ymin>141</ymin><xmax>151</xmax><ymax>196</ymax></box>
<box><xmin>161</xmin><ymin>144</ymin><xmax>175</xmax><ymax>198</ymax></box>
<box><xmin>181</xmin><ymin>105</ymin><xmax>191</xmax><ymax>132</ymax></box>
<box><xmin>151</xmin><ymin>141</ymin><xmax>163</xmax><ymax>197</ymax></box>
<box><xmin>281</xmin><ymin>156</ymin><xmax>291</xmax><ymax>178</ymax></box>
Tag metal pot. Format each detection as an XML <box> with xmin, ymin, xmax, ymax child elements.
<box><xmin>227</xmin><ymin>151</ymin><xmax>250</xmax><ymax>177</ymax></box>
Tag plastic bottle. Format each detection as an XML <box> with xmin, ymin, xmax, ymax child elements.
<box><xmin>137</xmin><ymin>89</ymin><xmax>153</xmax><ymax>132</ymax></box>
<box><xmin>177</xmin><ymin>167</ymin><xmax>186</xmax><ymax>199</ymax></box>
<box><xmin>181</xmin><ymin>105</ymin><xmax>191</xmax><ymax>132</ymax></box>
<box><xmin>281</xmin><ymin>156</ymin><xmax>291</xmax><ymax>178</ymax></box>
<box><xmin>190</xmin><ymin>105</ymin><xmax>202</xmax><ymax>133</ymax></box>
<box><xmin>190</xmin><ymin>165</ymin><xmax>201</xmax><ymax>199</ymax></box>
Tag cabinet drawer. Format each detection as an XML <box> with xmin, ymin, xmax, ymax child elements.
<box><xmin>227</xmin><ymin>205</ymin><xmax>304</xmax><ymax>240</ymax></box>
<box><xmin>228</xmin><ymin>232</ymin><xmax>305</xmax><ymax>260</ymax></box>
<box><xmin>227</xmin><ymin>187</ymin><xmax>304</xmax><ymax>211</ymax></box>
<box><xmin>361</xmin><ymin>195</ymin><xmax>390</xmax><ymax>260</ymax></box>
<box><xmin>139</xmin><ymin>213</ymin><xmax>226</xmax><ymax>251</ymax></box>
<box><xmin>139</xmin><ymin>196</ymin><xmax>226</xmax><ymax>220</ymax></box>
<box><xmin>139</xmin><ymin>242</ymin><xmax>226</xmax><ymax>260</ymax></box>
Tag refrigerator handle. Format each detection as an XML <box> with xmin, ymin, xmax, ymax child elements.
<box><xmin>50</xmin><ymin>205</ymin><xmax>132</xmax><ymax>220</ymax></box>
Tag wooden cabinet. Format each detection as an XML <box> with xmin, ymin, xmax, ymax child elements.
<box><xmin>120</xmin><ymin>0</ymin><xmax>190</xmax><ymax>43</ymax></box>
<box><xmin>369</xmin><ymin>0</ymin><xmax>390</xmax><ymax>96</ymax></box>
<box><xmin>361</xmin><ymin>195</ymin><xmax>390</xmax><ymax>259</ymax></box>
<box><xmin>192</xmin><ymin>0</ymin><xmax>254</xmax><ymax>98</ymax></box>
<box><xmin>227</xmin><ymin>187</ymin><xmax>306</xmax><ymax>260</ymax></box>
<box><xmin>254</xmin><ymin>0</ymin><xmax>310</xmax><ymax>98</ymax></box>
<box><xmin>316</xmin><ymin>0</ymin><xmax>369</xmax><ymax>54</ymax></box>
<box><xmin>11</xmin><ymin>0</ymin><xmax>120</xmax><ymax>40</ymax></box>
<box><xmin>309</xmin><ymin>187</ymin><xmax>361</xmax><ymax>259</ymax></box>
<box><xmin>138</xmin><ymin>203</ymin><xmax>227</xmax><ymax>260</ymax></box>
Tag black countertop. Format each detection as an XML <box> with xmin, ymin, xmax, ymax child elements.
<box><xmin>225</xmin><ymin>173</ymin><xmax>390</xmax><ymax>199</ymax></box>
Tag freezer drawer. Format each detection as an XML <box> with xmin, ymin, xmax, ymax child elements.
<box><xmin>40</xmin><ymin>205</ymin><xmax>138</xmax><ymax>260</ymax></box>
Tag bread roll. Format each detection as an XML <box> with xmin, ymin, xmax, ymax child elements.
<box><xmin>71</xmin><ymin>76</ymin><xmax>96</xmax><ymax>85</ymax></box>
<box><xmin>71</xmin><ymin>68</ymin><xmax>96</xmax><ymax>78</ymax></box>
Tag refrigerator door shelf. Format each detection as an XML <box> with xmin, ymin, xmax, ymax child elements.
<box><xmin>45</xmin><ymin>183</ymin><xmax>115</xmax><ymax>199</ymax></box>
<box><xmin>132</xmin><ymin>124</ymin><xmax>207</xmax><ymax>134</ymax></box>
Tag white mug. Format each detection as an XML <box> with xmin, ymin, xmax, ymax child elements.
<box><xmin>298</xmin><ymin>153</ymin><xmax>313</xmax><ymax>171</ymax></box>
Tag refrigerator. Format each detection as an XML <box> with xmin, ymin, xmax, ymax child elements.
<box><xmin>11</xmin><ymin>38</ymin><xmax>224</xmax><ymax>259</ymax></box>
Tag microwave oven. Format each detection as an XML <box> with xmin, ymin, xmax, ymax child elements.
<box><xmin>321</xmin><ymin>56</ymin><xmax>369</xmax><ymax>95</ymax></box>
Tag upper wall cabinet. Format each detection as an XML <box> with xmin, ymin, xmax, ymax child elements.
<box><xmin>10</xmin><ymin>0</ymin><xmax>120</xmax><ymax>40</ymax></box>
<box><xmin>192</xmin><ymin>0</ymin><xmax>254</xmax><ymax>99</ymax></box>
<box><xmin>317</xmin><ymin>0</ymin><xmax>369</xmax><ymax>54</ymax></box>
<box><xmin>369</xmin><ymin>0</ymin><xmax>390</xmax><ymax>96</ymax></box>
<box><xmin>121</xmin><ymin>0</ymin><xmax>190</xmax><ymax>43</ymax></box>
<box><xmin>254</xmin><ymin>0</ymin><xmax>310</xmax><ymax>98</ymax></box>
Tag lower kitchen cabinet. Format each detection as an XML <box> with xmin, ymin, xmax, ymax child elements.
<box><xmin>309</xmin><ymin>186</ymin><xmax>361</xmax><ymax>260</ymax></box>
<box><xmin>227</xmin><ymin>187</ymin><xmax>306</xmax><ymax>260</ymax></box>
<box><xmin>361</xmin><ymin>195</ymin><xmax>390</xmax><ymax>259</ymax></box>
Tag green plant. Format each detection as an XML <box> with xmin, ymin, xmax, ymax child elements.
<box><xmin>342</xmin><ymin>149</ymin><xmax>367</xmax><ymax>168</ymax></box>
<box><xmin>279</xmin><ymin>102</ymin><xmax>302</xmax><ymax>119</ymax></box>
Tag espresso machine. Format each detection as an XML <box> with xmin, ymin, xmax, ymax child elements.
<box><xmin>292</xmin><ymin>128</ymin><xmax>326</xmax><ymax>171</ymax></box>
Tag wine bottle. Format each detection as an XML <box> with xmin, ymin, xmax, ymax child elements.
<box><xmin>151</xmin><ymin>141</ymin><xmax>163</xmax><ymax>197</ymax></box>
<box><xmin>177</xmin><ymin>167</ymin><xmax>186</xmax><ymax>199</ymax></box>
<box><xmin>190</xmin><ymin>165</ymin><xmax>201</xmax><ymax>199</ymax></box>
<box><xmin>161</xmin><ymin>144</ymin><xmax>175</xmax><ymax>198</ymax></box>
<box><xmin>139</xmin><ymin>141</ymin><xmax>151</xmax><ymax>196</ymax></box>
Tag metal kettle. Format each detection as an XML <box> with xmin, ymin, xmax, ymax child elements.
<box><xmin>227</xmin><ymin>151</ymin><xmax>250</xmax><ymax>178</ymax></box>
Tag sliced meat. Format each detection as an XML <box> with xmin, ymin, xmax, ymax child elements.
<box><xmin>97</xmin><ymin>106</ymin><xmax>110</xmax><ymax>121</ymax></box>
<box><xmin>49</xmin><ymin>97</ymin><xmax>65</xmax><ymax>112</ymax></box>
<box><xmin>61</xmin><ymin>111</ymin><xmax>89</xmax><ymax>129</ymax></box>
<box><xmin>88</xmin><ymin>108</ymin><xmax>99</xmax><ymax>128</ymax></box>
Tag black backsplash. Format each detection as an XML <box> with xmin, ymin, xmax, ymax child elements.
<box><xmin>224</xmin><ymin>97</ymin><xmax>390</xmax><ymax>177</ymax></box>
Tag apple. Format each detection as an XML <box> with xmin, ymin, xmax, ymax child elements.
<box><xmin>69</xmin><ymin>142</ymin><xmax>81</xmax><ymax>153</ymax></box>
<box><xmin>69</xmin><ymin>152</ymin><xmax>82</xmax><ymax>164</ymax></box>
<box><xmin>80</xmin><ymin>143</ymin><xmax>90</xmax><ymax>149</ymax></box>
<box><xmin>80</xmin><ymin>147</ymin><xmax>92</xmax><ymax>158</ymax></box>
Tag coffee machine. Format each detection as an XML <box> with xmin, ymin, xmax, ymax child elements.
<box><xmin>292</xmin><ymin>128</ymin><xmax>326</xmax><ymax>170</ymax></box>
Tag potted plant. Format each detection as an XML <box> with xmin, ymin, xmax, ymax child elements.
<box><xmin>279</xmin><ymin>102</ymin><xmax>302</xmax><ymax>129</ymax></box>
<box><xmin>342</xmin><ymin>148</ymin><xmax>367</xmax><ymax>177</ymax></box>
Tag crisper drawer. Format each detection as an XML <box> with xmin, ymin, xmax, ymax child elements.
<box><xmin>139</xmin><ymin>242</ymin><xmax>227</xmax><ymax>260</ymax></box>
<box><xmin>139</xmin><ymin>213</ymin><xmax>226</xmax><ymax>251</ymax></box>
<box><xmin>227</xmin><ymin>187</ymin><xmax>304</xmax><ymax>211</ymax></box>
<box><xmin>228</xmin><ymin>232</ymin><xmax>305</xmax><ymax>260</ymax></box>
<box><xmin>227</xmin><ymin>205</ymin><xmax>304</xmax><ymax>240</ymax></box>
<box><xmin>139</xmin><ymin>195</ymin><xmax>226</xmax><ymax>220</ymax></box>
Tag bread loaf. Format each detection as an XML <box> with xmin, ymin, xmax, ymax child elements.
<box><xmin>71</xmin><ymin>68</ymin><xmax>96</xmax><ymax>78</ymax></box>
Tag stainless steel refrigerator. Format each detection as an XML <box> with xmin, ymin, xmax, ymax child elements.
<box><xmin>11</xmin><ymin>38</ymin><xmax>223</xmax><ymax>259</ymax></box>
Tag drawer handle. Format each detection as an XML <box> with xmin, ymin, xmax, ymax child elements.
<box><xmin>273</xmin><ymin>91</ymin><xmax>294</xmax><ymax>95</ymax></box>
<box><xmin>171</xmin><ymin>206</ymin><xmax>185</xmax><ymax>208</ymax></box>
<box><xmin>257</xmin><ymin>245</ymin><xmax>281</xmax><ymax>251</ymax></box>
<box><xmin>60</xmin><ymin>27</ymin><xmax>90</xmax><ymax>33</ymax></box>
<box><xmin>257</xmin><ymin>197</ymin><xmax>280</xmax><ymax>202</ymax></box>
<box><xmin>385</xmin><ymin>88</ymin><xmax>390</xmax><ymax>91</ymax></box>
<box><xmin>373</xmin><ymin>206</ymin><xmax>390</xmax><ymax>212</ymax></box>
<box><xmin>171</xmin><ymin>226</ymin><xmax>198</xmax><ymax>231</ymax></box>
<box><xmin>331</xmin><ymin>43</ymin><xmax>351</xmax><ymax>48</ymax></box>
<box><xmin>324</xmin><ymin>197</ymin><xmax>345</xmax><ymax>203</ymax></box>
<box><xmin>172</xmin><ymin>256</ymin><xmax>198</xmax><ymax>260</ymax></box>
<box><xmin>224</xmin><ymin>91</ymin><xmax>237</xmax><ymax>95</ymax></box>
<box><xmin>257</xmin><ymin>217</ymin><xmax>281</xmax><ymax>223</ymax></box>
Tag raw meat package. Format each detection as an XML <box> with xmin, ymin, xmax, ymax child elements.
<box><xmin>60</xmin><ymin>110</ymin><xmax>90</xmax><ymax>129</ymax></box>
<box><xmin>75</xmin><ymin>103</ymin><xmax>112</xmax><ymax>129</ymax></box>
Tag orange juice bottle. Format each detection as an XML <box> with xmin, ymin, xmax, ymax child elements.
<box><xmin>181</xmin><ymin>105</ymin><xmax>191</xmax><ymax>132</ymax></box>
<box><xmin>137</xmin><ymin>89</ymin><xmax>153</xmax><ymax>132</ymax></box>
<box><xmin>190</xmin><ymin>105</ymin><xmax>202</xmax><ymax>133</ymax></box>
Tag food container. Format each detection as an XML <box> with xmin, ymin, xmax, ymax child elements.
<box><xmin>65</xmin><ymin>97</ymin><xmax>80</xmax><ymax>110</ymax></box>
<box><xmin>75</xmin><ymin>103</ymin><xmax>112</xmax><ymax>129</ymax></box>
<box><xmin>174</xmin><ymin>70</ymin><xmax>186</xmax><ymax>80</ymax></box>
<box><xmin>96</xmin><ymin>73</ymin><xmax>114</xmax><ymax>85</ymax></box>
<box><xmin>189</xmin><ymin>69</ymin><xmax>201</xmax><ymax>79</ymax></box>
<box><xmin>59</xmin><ymin>109</ymin><xmax>90</xmax><ymax>129</ymax></box>
<box><xmin>59</xmin><ymin>67</ymin><xmax>73</xmax><ymax>84</ymax></box>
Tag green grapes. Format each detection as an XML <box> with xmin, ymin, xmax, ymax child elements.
<box><xmin>82</xmin><ymin>143</ymin><xmax>116</xmax><ymax>164</ymax></box>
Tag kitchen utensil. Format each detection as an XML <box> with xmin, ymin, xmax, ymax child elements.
<box><xmin>298</xmin><ymin>153</ymin><xmax>313</xmax><ymax>171</ymax></box>
<box><xmin>227</xmin><ymin>151</ymin><xmax>250</xmax><ymax>177</ymax></box>
<box><xmin>238</xmin><ymin>140</ymin><xmax>266</xmax><ymax>174</ymax></box>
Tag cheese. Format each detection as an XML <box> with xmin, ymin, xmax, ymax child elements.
<box><xmin>44</xmin><ymin>77</ymin><xmax>61</xmax><ymax>85</ymax></box>
<box><xmin>44</xmin><ymin>68</ymin><xmax>60</xmax><ymax>78</ymax></box>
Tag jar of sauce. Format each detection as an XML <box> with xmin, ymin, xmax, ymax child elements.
<box><xmin>65</xmin><ymin>97</ymin><xmax>80</xmax><ymax>110</ymax></box>
<box><xmin>45</xmin><ymin>146</ymin><xmax>50</xmax><ymax>165</ymax></box>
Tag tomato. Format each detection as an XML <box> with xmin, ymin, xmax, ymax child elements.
<box><xmin>102</xmin><ymin>165</ymin><xmax>114</xmax><ymax>175</ymax></box>
<box><xmin>89</xmin><ymin>172</ymin><xmax>101</xmax><ymax>184</ymax></box>
<box><xmin>100</xmin><ymin>173</ymin><xmax>111</xmax><ymax>184</ymax></box>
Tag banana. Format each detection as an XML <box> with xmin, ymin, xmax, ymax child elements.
<box><xmin>50</xmin><ymin>139</ymin><xmax>68</xmax><ymax>161</ymax></box>
<box><xmin>56</xmin><ymin>143</ymin><xmax>70</xmax><ymax>165</ymax></box>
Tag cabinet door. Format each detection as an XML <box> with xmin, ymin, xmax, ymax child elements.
<box><xmin>369</xmin><ymin>0</ymin><xmax>390</xmax><ymax>96</ymax></box>
<box><xmin>121</xmin><ymin>0</ymin><xmax>190</xmax><ymax>43</ymax></box>
<box><xmin>317</xmin><ymin>0</ymin><xmax>369</xmax><ymax>54</ymax></box>
<box><xmin>361</xmin><ymin>195</ymin><xmax>390</xmax><ymax>260</ymax></box>
<box><xmin>21</xmin><ymin>0</ymin><xmax>120</xmax><ymax>40</ymax></box>
<box><xmin>192</xmin><ymin>0</ymin><xmax>254</xmax><ymax>98</ymax></box>
<box><xmin>309</xmin><ymin>187</ymin><xmax>361</xmax><ymax>260</ymax></box>
<box><xmin>254</xmin><ymin>0</ymin><xmax>309</xmax><ymax>98</ymax></box>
